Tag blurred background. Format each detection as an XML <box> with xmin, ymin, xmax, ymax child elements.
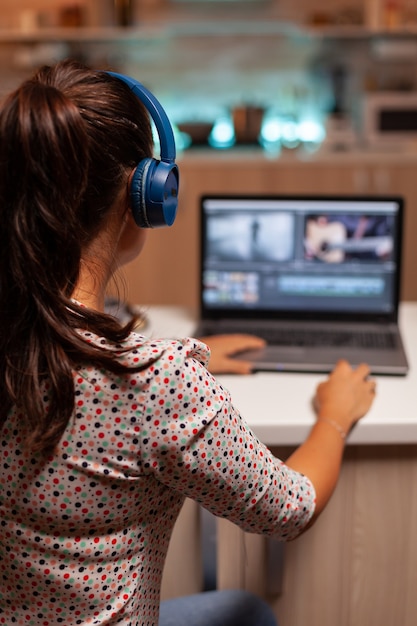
<box><xmin>2</xmin><ymin>0</ymin><xmax>417</xmax><ymax>154</ymax></box>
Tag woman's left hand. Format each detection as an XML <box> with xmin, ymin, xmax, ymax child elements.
<box><xmin>199</xmin><ymin>334</ymin><xmax>266</xmax><ymax>374</ymax></box>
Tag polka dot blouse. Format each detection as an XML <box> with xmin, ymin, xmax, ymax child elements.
<box><xmin>0</xmin><ymin>332</ymin><xmax>316</xmax><ymax>625</ymax></box>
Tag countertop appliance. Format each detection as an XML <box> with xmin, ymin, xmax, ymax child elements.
<box><xmin>363</xmin><ymin>91</ymin><xmax>417</xmax><ymax>148</ymax></box>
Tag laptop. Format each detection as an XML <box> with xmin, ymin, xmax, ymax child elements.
<box><xmin>195</xmin><ymin>194</ymin><xmax>409</xmax><ymax>376</ymax></box>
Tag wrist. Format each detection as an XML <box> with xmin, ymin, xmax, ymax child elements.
<box><xmin>316</xmin><ymin>417</ymin><xmax>348</xmax><ymax>440</ymax></box>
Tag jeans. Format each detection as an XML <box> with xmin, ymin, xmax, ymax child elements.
<box><xmin>159</xmin><ymin>589</ymin><xmax>278</xmax><ymax>626</ymax></box>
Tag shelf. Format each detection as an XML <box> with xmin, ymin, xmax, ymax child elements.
<box><xmin>0</xmin><ymin>22</ymin><xmax>304</xmax><ymax>43</ymax></box>
<box><xmin>164</xmin><ymin>20</ymin><xmax>303</xmax><ymax>36</ymax></box>
<box><xmin>306</xmin><ymin>25</ymin><xmax>417</xmax><ymax>38</ymax></box>
<box><xmin>0</xmin><ymin>22</ymin><xmax>417</xmax><ymax>45</ymax></box>
<box><xmin>0</xmin><ymin>26</ymin><xmax>164</xmax><ymax>44</ymax></box>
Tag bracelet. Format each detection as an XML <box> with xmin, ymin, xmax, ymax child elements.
<box><xmin>318</xmin><ymin>417</ymin><xmax>347</xmax><ymax>440</ymax></box>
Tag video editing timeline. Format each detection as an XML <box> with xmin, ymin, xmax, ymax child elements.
<box><xmin>202</xmin><ymin>198</ymin><xmax>400</xmax><ymax>314</ymax></box>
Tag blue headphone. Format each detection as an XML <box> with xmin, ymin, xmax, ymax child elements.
<box><xmin>107</xmin><ymin>71</ymin><xmax>179</xmax><ymax>228</ymax></box>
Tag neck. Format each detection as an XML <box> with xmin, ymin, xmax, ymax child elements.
<box><xmin>72</xmin><ymin>222</ymin><xmax>120</xmax><ymax>313</ymax></box>
<box><xmin>72</xmin><ymin>252</ymin><xmax>110</xmax><ymax>312</ymax></box>
<box><xmin>72</xmin><ymin>194</ymin><xmax>129</xmax><ymax>313</ymax></box>
<box><xmin>71</xmin><ymin>277</ymin><xmax>106</xmax><ymax>312</ymax></box>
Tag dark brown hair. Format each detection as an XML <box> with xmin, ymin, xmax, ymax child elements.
<box><xmin>0</xmin><ymin>60</ymin><xmax>154</xmax><ymax>456</ymax></box>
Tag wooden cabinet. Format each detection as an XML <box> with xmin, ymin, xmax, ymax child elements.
<box><xmin>213</xmin><ymin>444</ymin><xmax>417</xmax><ymax>626</ymax></box>
<box><xmin>161</xmin><ymin>444</ymin><xmax>417</xmax><ymax>626</ymax></box>
<box><xmin>113</xmin><ymin>153</ymin><xmax>417</xmax><ymax>310</ymax></box>
<box><xmin>365</xmin><ymin>0</ymin><xmax>416</xmax><ymax>31</ymax></box>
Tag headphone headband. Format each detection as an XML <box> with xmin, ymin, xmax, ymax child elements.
<box><xmin>106</xmin><ymin>70</ymin><xmax>179</xmax><ymax>228</ymax></box>
<box><xmin>106</xmin><ymin>71</ymin><xmax>176</xmax><ymax>163</ymax></box>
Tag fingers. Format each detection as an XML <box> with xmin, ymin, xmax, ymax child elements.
<box><xmin>219</xmin><ymin>334</ymin><xmax>266</xmax><ymax>354</ymax></box>
<box><xmin>203</xmin><ymin>334</ymin><xmax>265</xmax><ymax>375</ymax></box>
<box><xmin>352</xmin><ymin>364</ymin><xmax>376</xmax><ymax>399</ymax></box>
<box><xmin>353</xmin><ymin>362</ymin><xmax>372</xmax><ymax>380</ymax></box>
<box><xmin>209</xmin><ymin>356</ymin><xmax>254</xmax><ymax>375</ymax></box>
<box><xmin>331</xmin><ymin>359</ymin><xmax>372</xmax><ymax>381</ymax></box>
<box><xmin>330</xmin><ymin>359</ymin><xmax>352</xmax><ymax>377</ymax></box>
<box><xmin>225</xmin><ymin>359</ymin><xmax>254</xmax><ymax>375</ymax></box>
<box><xmin>200</xmin><ymin>334</ymin><xmax>265</xmax><ymax>349</ymax></box>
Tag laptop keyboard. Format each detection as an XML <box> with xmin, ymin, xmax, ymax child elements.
<box><xmin>264</xmin><ymin>328</ymin><xmax>395</xmax><ymax>349</ymax></box>
<box><xmin>209</xmin><ymin>325</ymin><xmax>396</xmax><ymax>349</ymax></box>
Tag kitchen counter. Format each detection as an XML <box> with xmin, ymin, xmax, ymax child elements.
<box><xmin>177</xmin><ymin>144</ymin><xmax>417</xmax><ymax>163</ymax></box>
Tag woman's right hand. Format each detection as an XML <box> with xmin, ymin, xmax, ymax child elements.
<box><xmin>313</xmin><ymin>359</ymin><xmax>377</xmax><ymax>436</ymax></box>
<box><xmin>286</xmin><ymin>360</ymin><xmax>377</xmax><ymax>527</ymax></box>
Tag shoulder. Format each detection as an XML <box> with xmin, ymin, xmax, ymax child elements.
<box><xmin>76</xmin><ymin>329</ymin><xmax>211</xmax><ymax>376</ymax></box>
<box><xmin>118</xmin><ymin>333</ymin><xmax>211</xmax><ymax>369</ymax></box>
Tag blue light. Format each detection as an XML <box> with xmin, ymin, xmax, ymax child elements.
<box><xmin>298</xmin><ymin>119</ymin><xmax>325</xmax><ymax>144</ymax></box>
<box><xmin>281</xmin><ymin>119</ymin><xmax>299</xmax><ymax>148</ymax></box>
<box><xmin>209</xmin><ymin>117</ymin><xmax>235</xmax><ymax>149</ymax></box>
<box><xmin>259</xmin><ymin>116</ymin><xmax>282</xmax><ymax>155</ymax></box>
<box><xmin>261</xmin><ymin>118</ymin><xmax>282</xmax><ymax>143</ymax></box>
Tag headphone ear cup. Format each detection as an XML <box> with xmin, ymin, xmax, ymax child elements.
<box><xmin>130</xmin><ymin>159</ymin><xmax>153</xmax><ymax>228</ymax></box>
<box><xmin>130</xmin><ymin>159</ymin><xmax>179</xmax><ymax>228</ymax></box>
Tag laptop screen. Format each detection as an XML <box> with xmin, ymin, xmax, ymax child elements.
<box><xmin>200</xmin><ymin>195</ymin><xmax>404</xmax><ymax>321</ymax></box>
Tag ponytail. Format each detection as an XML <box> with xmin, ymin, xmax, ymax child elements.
<box><xmin>0</xmin><ymin>60</ymin><xmax>154</xmax><ymax>456</ymax></box>
<box><xmin>0</xmin><ymin>77</ymin><xmax>88</xmax><ymax>295</ymax></box>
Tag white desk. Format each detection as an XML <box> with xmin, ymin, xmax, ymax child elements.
<box><xmin>144</xmin><ymin>302</ymin><xmax>417</xmax><ymax>447</ymax></box>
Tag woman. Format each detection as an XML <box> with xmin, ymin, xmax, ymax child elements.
<box><xmin>0</xmin><ymin>60</ymin><xmax>376</xmax><ymax>626</ymax></box>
